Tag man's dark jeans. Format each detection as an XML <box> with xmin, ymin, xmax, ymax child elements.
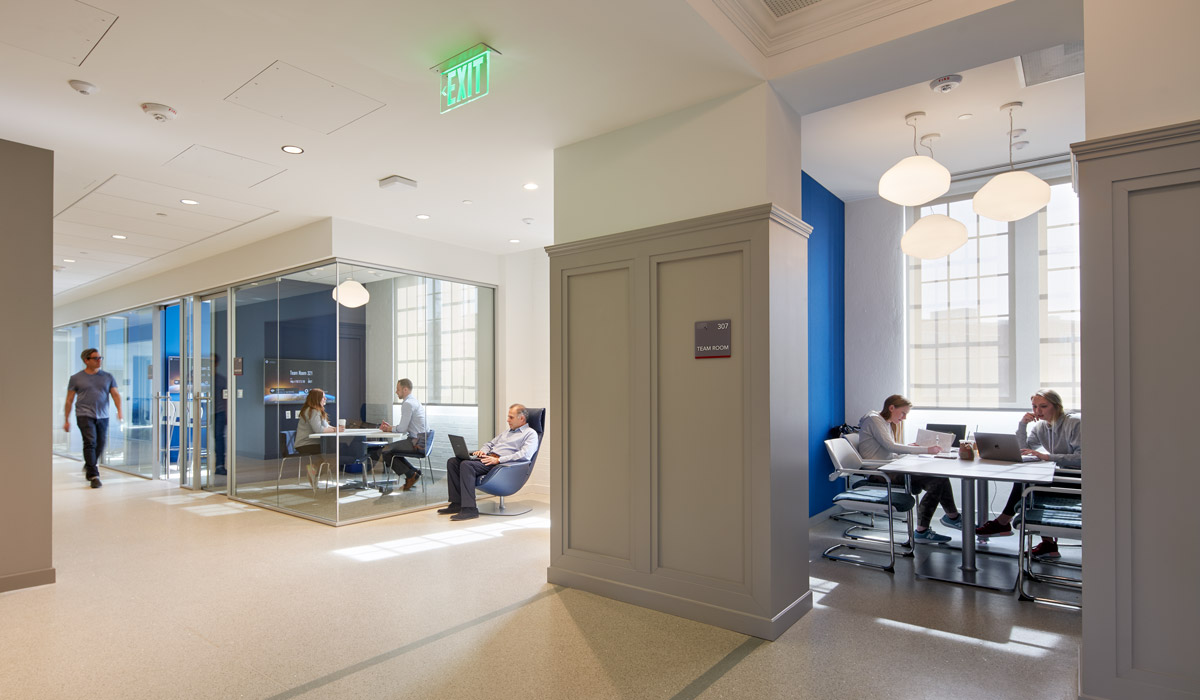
<box><xmin>77</xmin><ymin>416</ymin><xmax>108</xmax><ymax>479</ymax></box>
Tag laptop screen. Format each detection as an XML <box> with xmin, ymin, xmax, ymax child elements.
<box><xmin>924</xmin><ymin>423</ymin><xmax>966</xmax><ymax>447</ymax></box>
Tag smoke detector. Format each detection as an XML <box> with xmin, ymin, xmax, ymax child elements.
<box><xmin>68</xmin><ymin>80</ymin><xmax>98</xmax><ymax>95</ymax></box>
<box><xmin>141</xmin><ymin>103</ymin><xmax>178</xmax><ymax>122</ymax></box>
<box><xmin>929</xmin><ymin>75</ymin><xmax>963</xmax><ymax>93</ymax></box>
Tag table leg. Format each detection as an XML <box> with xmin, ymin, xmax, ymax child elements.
<box><xmin>914</xmin><ymin>476</ymin><xmax>1017</xmax><ymax>590</ymax></box>
<box><xmin>976</xmin><ymin>479</ymin><xmax>989</xmax><ymax>525</ymax></box>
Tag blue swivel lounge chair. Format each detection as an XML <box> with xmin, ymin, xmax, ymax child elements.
<box><xmin>475</xmin><ymin>408</ymin><xmax>544</xmax><ymax>516</ymax></box>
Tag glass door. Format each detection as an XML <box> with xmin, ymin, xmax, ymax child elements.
<box><xmin>197</xmin><ymin>293</ymin><xmax>228</xmax><ymax>492</ymax></box>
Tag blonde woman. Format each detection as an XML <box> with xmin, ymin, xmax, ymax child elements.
<box><xmin>976</xmin><ymin>389</ymin><xmax>1082</xmax><ymax>559</ymax></box>
<box><xmin>294</xmin><ymin>388</ymin><xmax>341</xmax><ymax>489</ymax></box>
<box><xmin>858</xmin><ymin>394</ymin><xmax>963</xmax><ymax>543</ymax></box>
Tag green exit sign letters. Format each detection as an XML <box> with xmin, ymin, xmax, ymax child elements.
<box><xmin>440</xmin><ymin>47</ymin><xmax>490</xmax><ymax>113</ymax></box>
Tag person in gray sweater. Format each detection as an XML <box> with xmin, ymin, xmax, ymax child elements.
<box><xmin>976</xmin><ymin>389</ymin><xmax>1082</xmax><ymax>559</ymax></box>
<box><xmin>858</xmin><ymin>394</ymin><xmax>963</xmax><ymax>543</ymax></box>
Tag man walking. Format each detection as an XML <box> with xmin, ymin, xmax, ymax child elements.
<box><xmin>63</xmin><ymin>348</ymin><xmax>122</xmax><ymax>488</ymax></box>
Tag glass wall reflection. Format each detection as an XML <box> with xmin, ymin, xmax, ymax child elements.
<box><xmin>231</xmin><ymin>261</ymin><xmax>495</xmax><ymax>524</ymax></box>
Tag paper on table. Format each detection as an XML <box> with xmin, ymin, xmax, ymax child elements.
<box><xmin>916</xmin><ymin>428</ymin><xmax>957</xmax><ymax>449</ymax></box>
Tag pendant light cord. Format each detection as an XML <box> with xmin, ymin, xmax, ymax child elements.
<box><xmin>911</xmin><ymin>120</ymin><xmax>919</xmax><ymax>156</ymax></box>
<box><xmin>1008</xmin><ymin>108</ymin><xmax>1015</xmax><ymax>170</ymax></box>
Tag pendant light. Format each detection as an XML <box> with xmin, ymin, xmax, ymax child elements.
<box><xmin>332</xmin><ymin>266</ymin><xmax>370</xmax><ymax>308</ymax></box>
<box><xmin>972</xmin><ymin>102</ymin><xmax>1051</xmax><ymax>222</ymax></box>
<box><xmin>878</xmin><ymin>111</ymin><xmax>951</xmax><ymax>206</ymax></box>
<box><xmin>901</xmin><ymin>214</ymin><xmax>968</xmax><ymax>259</ymax></box>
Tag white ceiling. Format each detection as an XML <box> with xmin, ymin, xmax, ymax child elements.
<box><xmin>800</xmin><ymin>55</ymin><xmax>1085</xmax><ymax>201</ymax></box>
<box><xmin>1</xmin><ymin>0</ymin><xmax>1085</xmax><ymax>300</ymax></box>
<box><xmin>1</xmin><ymin>0</ymin><xmax>760</xmax><ymax>297</ymax></box>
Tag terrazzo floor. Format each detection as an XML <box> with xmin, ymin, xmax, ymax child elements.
<box><xmin>0</xmin><ymin>457</ymin><xmax>1082</xmax><ymax>699</ymax></box>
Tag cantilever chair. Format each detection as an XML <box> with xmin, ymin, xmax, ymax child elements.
<box><xmin>1017</xmin><ymin>466</ymin><xmax>1083</xmax><ymax>608</ymax></box>
<box><xmin>822</xmin><ymin>438</ymin><xmax>916</xmax><ymax>572</ymax></box>
<box><xmin>828</xmin><ymin>432</ymin><xmax>897</xmax><ymax>530</ymax></box>
<box><xmin>475</xmin><ymin>408</ymin><xmax>544</xmax><ymax>516</ymax></box>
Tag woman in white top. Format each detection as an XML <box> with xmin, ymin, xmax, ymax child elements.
<box><xmin>975</xmin><ymin>389</ymin><xmax>1082</xmax><ymax>559</ymax></box>
<box><xmin>858</xmin><ymin>394</ymin><xmax>963</xmax><ymax>543</ymax></box>
<box><xmin>294</xmin><ymin>388</ymin><xmax>341</xmax><ymax>489</ymax></box>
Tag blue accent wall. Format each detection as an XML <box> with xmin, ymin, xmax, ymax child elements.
<box><xmin>803</xmin><ymin>171</ymin><xmax>846</xmax><ymax>517</ymax></box>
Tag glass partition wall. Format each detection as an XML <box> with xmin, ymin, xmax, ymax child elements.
<box><xmin>230</xmin><ymin>260</ymin><xmax>495</xmax><ymax>525</ymax></box>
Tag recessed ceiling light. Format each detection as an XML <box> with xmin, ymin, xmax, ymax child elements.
<box><xmin>63</xmin><ymin>258</ymin><xmax>75</xmax><ymax>263</ymax></box>
<box><xmin>461</xmin><ymin>199</ymin><xmax>473</xmax><ymax>205</ymax></box>
<box><xmin>180</xmin><ymin>199</ymin><xmax>199</xmax><ymax>205</ymax></box>
<box><xmin>112</xmin><ymin>234</ymin><xmax>127</xmax><ymax>239</ymax></box>
<box><xmin>281</xmin><ymin>145</ymin><xmax>304</xmax><ymax>154</ymax></box>
<box><xmin>509</xmin><ymin>239</ymin><xmax>521</xmax><ymax>244</ymax></box>
<box><xmin>523</xmin><ymin>182</ymin><xmax>538</xmax><ymax>190</ymax></box>
<box><xmin>957</xmin><ymin>113</ymin><xmax>974</xmax><ymax>120</ymax></box>
<box><xmin>416</xmin><ymin>214</ymin><xmax>430</xmax><ymax>220</ymax></box>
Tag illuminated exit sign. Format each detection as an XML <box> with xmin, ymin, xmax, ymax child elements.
<box><xmin>440</xmin><ymin>46</ymin><xmax>490</xmax><ymax>114</ymax></box>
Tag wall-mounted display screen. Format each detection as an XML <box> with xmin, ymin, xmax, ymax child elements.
<box><xmin>264</xmin><ymin>358</ymin><xmax>336</xmax><ymax>404</ymax></box>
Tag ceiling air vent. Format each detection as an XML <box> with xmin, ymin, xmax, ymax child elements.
<box><xmin>761</xmin><ymin>0</ymin><xmax>825</xmax><ymax>19</ymax></box>
<box><xmin>1018</xmin><ymin>42</ymin><xmax>1084</xmax><ymax>87</ymax></box>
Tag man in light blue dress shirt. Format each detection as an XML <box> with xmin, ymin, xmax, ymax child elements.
<box><xmin>439</xmin><ymin>403</ymin><xmax>538</xmax><ymax>521</ymax></box>
<box><xmin>374</xmin><ymin>378</ymin><xmax>428</xmax><ymax>492</ymax></box>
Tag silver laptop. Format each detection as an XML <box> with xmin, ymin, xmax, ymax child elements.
<box><xmin>975</xmin><ymin>432</ymin><xmax>1038</xmax><ymax>462</ymax></box>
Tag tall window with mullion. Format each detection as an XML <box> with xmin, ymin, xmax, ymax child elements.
<box><xmin>906</xmin><ymin>181</ymin><xmax>1080</xmax><ymax>409</ymax></box>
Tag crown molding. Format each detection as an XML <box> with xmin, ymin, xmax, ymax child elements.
<box><xmin>711</xmin><ymin>0</ymin><xmax>931</xmax><ymax>57</ymax></box>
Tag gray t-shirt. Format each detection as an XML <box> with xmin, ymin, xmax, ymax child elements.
<box><xmin>68</xmin><ymin>370</ymin><xmax>117</xmax><ymax>419</ymax></box>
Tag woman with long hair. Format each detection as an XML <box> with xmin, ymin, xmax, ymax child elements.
<box><xmin>857</xmin><ymin>394</ymin><xmax>963</xmax><ymax>543</ymax></box>
<box><xmin>294</xmin><ymin>388</ymin><xmax>340</xmax><ymax>489</ymax></box>
<box><xmin>975</xmin><ymin>389</ymin><xmax>1082</xmax><ymax>559</ymax></box>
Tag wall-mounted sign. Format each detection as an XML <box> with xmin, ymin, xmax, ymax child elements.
<box><xmin>440</xmin><ymin>45</ymin><xmax>491</xmax><ymax>113</ymax></box>
<box><xmin>695</xmin><ymin>320</ymin><xmax>732</xmax><ymax>359</ymax></box>
<box><xmin>233</xmin><ymin>357</ymin><xmax>243</xmax><ymax>376</ymax></box>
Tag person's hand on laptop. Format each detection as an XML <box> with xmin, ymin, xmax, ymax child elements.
<box><xmin>1020</xmin><ymin>448</ymin><xmax>1049</xmax><ymax>460</ymax></box>
<box><xmin>480</xmin><ymin>454</ymin><xmax>500</xmax><ymax>466</ymax></box>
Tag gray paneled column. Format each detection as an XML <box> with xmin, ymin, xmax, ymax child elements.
<box><xmin>547</xmin><ymin>204</ymin><xmax>811</xmax><ymax>640</ymax></box>
<box><xmin>1074</xmin><ymin>120</ymin><xmax>1200</xmax><ymax>700</ymax></box>
<box><xmin>0</xmin><ymin>138</ymin><xmax>55</xmax><ymax>593</ymax></box>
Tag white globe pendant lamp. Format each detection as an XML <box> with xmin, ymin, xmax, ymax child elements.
<box><xmin>332</xmin><ymin>276</ymin><xmax>370</xmax><ymax>308</ymax></box>
<box><xmin>901</xmin><ymin>214</ymin><xmax>968</xmax><ymax>259</ymax></box>
<box><xmin>878</xmin><ymin>112</ymin><xmax>951</xmax><ymax>207</ymax></box>
<box><xmin>973</xmin><ymin>102</ymin><xmax>1051</xmax><ymax>222</ymax></box>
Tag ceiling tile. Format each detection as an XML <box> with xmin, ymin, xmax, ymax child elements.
<box><xmin>225</xmin><ymin>60</ymin><xmax>386</xmax><ymax>134</ymax></box>
<box><xmin>0</xmin><ymin>0</ymin><xmax>116</xmax><ymax>66</ymax></box>
<box><xmin>96</xmin><ymin>176</ymin><xmax>275</xmax><ymax>221</ymax></box>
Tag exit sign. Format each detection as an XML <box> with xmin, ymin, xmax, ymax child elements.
<box><xmin>440</xmin><ymin>47</ymin><xmax>490</xmax><ymax>113</ymax></box>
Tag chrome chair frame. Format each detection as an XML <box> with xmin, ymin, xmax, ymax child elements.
<box><xmin>1016</xmin><ymin>469</ymin><xmax>1082</xmax><ymax>609</ymax></box>
<box><xmin>822</xmin><ymin>438</ymin><xmax>916</xmax><ymax>572</ymax></box>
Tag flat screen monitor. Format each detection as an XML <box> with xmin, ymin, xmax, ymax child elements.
<box><xmin>925</xmin><ymin>423</ymin><xmax>967</xmax><ymax>447</ymax></box>
<box><xmin>264</xmin><ymin>358</ymin><xmax>337</xmax><ymax>404</ymax></box>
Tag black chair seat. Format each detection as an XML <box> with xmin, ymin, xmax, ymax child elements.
<box><xmin>1031</xmin><ymin>492</ymin><xmax>1081</xmax><ymax>513</ymax></box>
<box><xmin>1021</xmin><ymin>508</ymin><xmax>1082</xmax><ymax>530</ymax></box>
<box><xmin>832</xmin><ymin>486</ymin><xmax>916</xmax><ymax>512</ymax></box>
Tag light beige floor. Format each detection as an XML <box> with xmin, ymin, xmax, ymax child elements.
<box><xmin>0</xmin><ymin>457</ymin><xmax>1082</xmax><ymax>699</ymax></box>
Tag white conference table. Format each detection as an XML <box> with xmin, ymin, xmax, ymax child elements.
<box><xmin>879</xmin><ymin>454</ymin><xmax>1056</xmax><ymax>590</ymax></box>
<box><xmin>317</xmin><ymin>429</ymin><xmax>407</xmax><ymax>489</ymax></box>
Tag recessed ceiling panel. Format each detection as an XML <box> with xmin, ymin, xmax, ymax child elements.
<box><xmin>163</xmin><ymin>145</ymin><xmax>286</xmax><ymax>188</ymax></box>
<box><xmin>0</xmin><ymin>0</ymin><xmax>116</xmax><ymax>66</ymax></box>
<box><xmin>54</xmin><ymin>245</ymin><xmax>151</xmax><ymax>267</ymax></box>
<box><xmin>225</xmin><ymin>60</ymin><xmax>386</xmax><ymax>134</ymax></box>
<box><xmin>55</xmin><ymin>231</ymin><xmax>178</xmax><ymax>258</ymax></box>
<box><xmin>98</xmin><ymin>175</ymin><xmax>275</xmax><ymax>221</ymax></box>
<box><xmin>75</xmin><ymin>194</ymin><xmax>239</xmax><ymax>233</ymax></box>
<box><xmin>57</xmin><ymin>208</ymin><xmax>218</xmax><ymax>242</ymax></box>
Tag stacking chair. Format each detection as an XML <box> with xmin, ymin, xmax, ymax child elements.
<box><xmin>822</xmin><ymin>438</ymin><xmax>916</xmax><ymax>572</ymax></box>
<box><xmin>1016</xmin><ymin>467</ymin><xmax>1083</xmax><ymax>608</ymax></box>
<box><xmin>476</xmin><ymin>409</ymin><xmax>544</xmax><ymax>516</ymax></box>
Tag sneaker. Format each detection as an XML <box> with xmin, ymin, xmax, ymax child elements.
<box><xmin>913</xmin><ymin>528</ymin><xmax>950</xmax><ymax>543</ymax></box>
<box><xmin>1031</xmin><ymin>540</ymin><xmax>1061</xmax><ymax>560</ymax></box>
<box><xmin>436</xmin><ymin>504</ymin><xmax>462</xmax><ymax>515</ymax></box>
<box><xmin>975</xmin><ymin>519</ymin><xmax>1013</xmax><ymax>537</ymax></box>
<box><xmin>90</xmin><ymin>477</ymin><xmax>102</xmax><ymax>489</ymax></box>
<box><xmin>940</xmin><ymin>513</ymin><xmax>963</xmax><ymax>530</ymax></box>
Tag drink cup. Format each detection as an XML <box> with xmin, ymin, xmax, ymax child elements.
<box><xmin>338</xmin><ymin>418</ymin><xmax>347</xmax><ymax>428</ymax></box>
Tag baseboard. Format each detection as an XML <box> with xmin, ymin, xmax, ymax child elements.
<box><xmin>547</xmin><ymin>566</ymin><xmax>812</xmax><ymax>640</ymax></box>
<box><xmin>0</xmin><ymin>567</ymin><xmax>56</xmax><ymax>593</ymax></box>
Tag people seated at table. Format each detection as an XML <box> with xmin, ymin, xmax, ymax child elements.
<box><xmin>294</xmin><ymin>388</ymin><xmax>341</xmax><ymax>490</ymax></box>
<box><xmin>370</xmin><ymin>378</ymin><xmax>428</xmax><ymax>493</ymax></box>
<box><xmin>858</xmin><ymin>394</ymin><xmax>963</xmax><ymax>543</ymax></box>
<box><xmin>438</xmin><ymin>403</ymin><xmax>538</xmax><ymax>521</ymax></box>
<box><xmin>975</xmin><ymin>389</ymin><xmax>1082</xmax><ymax>559</ymax></box>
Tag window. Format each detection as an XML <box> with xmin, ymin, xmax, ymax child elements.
<box><xmin>907</xmin><ymin>180</ymin><xmax>1080</xmax><ymax>408</ymax></box>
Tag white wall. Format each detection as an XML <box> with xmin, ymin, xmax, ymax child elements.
<box><xmin>497</xmin><ymin>248</ymin><xmax>551</xmax><ymax>493</ymax></box>
<box><xmin>554</xmin><ymin>83</ymin><xmax>804</xmax><ymax>244</ymax></box>
<box><xmin>1084</xmin><ymin>0</ymin><xmax>1200</xmax><ymax>140</ymax></box>
<box><xmin>843</xmin><ymin>195</ymin><xmax>905</xmax><ymax>420</ymax></box>
<box><xmin>0</xmin><ymin>138</ymin><xmax>55</xmax><ymax>593</ymax></box>
<box><xmin>53</xmin><ymin>219</ymin><xmax>334</xmax><ymax>326</ymax></box>
<box><xmin>331</xmin><ymin>219</ymin><xmax>502</xmax><ymax>287</ymax></box>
